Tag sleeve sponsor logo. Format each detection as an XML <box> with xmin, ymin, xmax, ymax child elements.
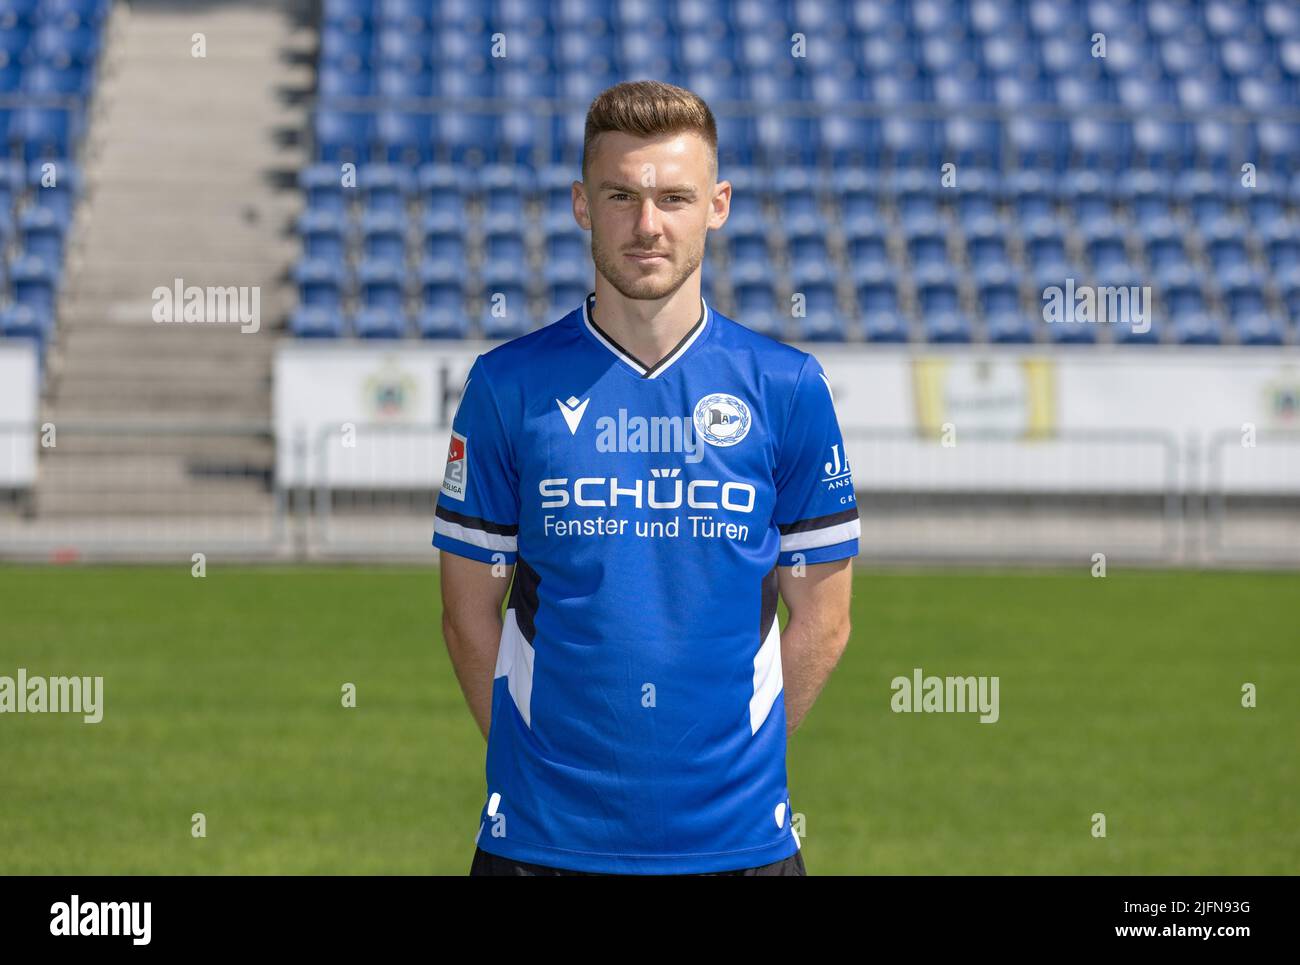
<box><xmin>441</xmin><ymin>430</ymin><xmax>468</xmax><ymax>501</ymax></box>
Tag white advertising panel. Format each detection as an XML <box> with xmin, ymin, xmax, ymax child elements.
<box><xmin>0</xmin><ymin>342</ymin><xmax>39</xmax><ymax>487</ymax></box>
<box><xmin>274</xmin><ymin>340</ymin><xmax>1300</xmax><ymax>494</ymax></box>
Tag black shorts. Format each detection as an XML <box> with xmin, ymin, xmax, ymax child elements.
<box><xmin>470</xmin><ymin>845</ymin><xmax>806</xmax><ymax>876</ymax></box>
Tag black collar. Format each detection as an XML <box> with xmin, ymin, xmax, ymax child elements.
<box><xmin>585</xmin><ymin>291</ymin><xmax>706</xmax><ymax>378</ymax></box>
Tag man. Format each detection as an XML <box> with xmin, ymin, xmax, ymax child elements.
<box><xmin>435</xmin><ymin>80</ymin><xmax>858</xmax><ymax>876</ymax></box>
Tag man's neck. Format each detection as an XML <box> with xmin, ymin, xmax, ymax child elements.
<box><xmin>589</xmin><ymin>279</ymin><xmax>704</xmax><ymax>371</ymax></box>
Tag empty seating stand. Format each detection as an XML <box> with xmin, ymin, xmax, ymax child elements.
<box><xmin>291</xmin><ymin>0</ymin><xmax>1300</xmax><ymax>346</ymax></box>
<box><xmin>0</xmin><ymin>0</ymin><xmax>107</xmax><ymax>369</ymax></box>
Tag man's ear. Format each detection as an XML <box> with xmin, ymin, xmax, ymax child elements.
<box><xmin>709</xmin><ymin>179</ymin><xmax>732</xmax><ymax>230</ymax></box>
<box><xmin>572</xmin><ymin>180</ymin><xmax>592</xmax><ymax>230</ymax></box>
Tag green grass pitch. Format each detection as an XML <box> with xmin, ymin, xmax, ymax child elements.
<box><xmin>0</xmin><ymin>565</ymin><xmax>1295</xmax><ymax>874</ymax></box>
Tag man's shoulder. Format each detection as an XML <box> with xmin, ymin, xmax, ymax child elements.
<box><xmin>474</xmin><ymin>306</ymin><xmax>585</xmax><ymax>378</ymax></box>
<box><xmin>709</xmin><ymin>308</ymin><xmax>816</xmax><ymax>379</ymax></box>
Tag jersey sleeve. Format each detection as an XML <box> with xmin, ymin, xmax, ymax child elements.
<box><xmin>432</xmin><ymin>356</ymin><xmax>520</xmax><ymax>565</ymax></box>
<box><xmin>773</xmin><ymin>353</ymin><xmax>861</xmax><ymax>566</ymax></box>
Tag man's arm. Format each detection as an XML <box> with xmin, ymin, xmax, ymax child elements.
<box><xmin>440</xmin><ymin>552</ymin><xmax>514</xmax><ymax>741</ymax></box>
<box><xmin>777</xmin><ymin>557</ymin><xmax>853</xmax><ymax>738</ymax></box>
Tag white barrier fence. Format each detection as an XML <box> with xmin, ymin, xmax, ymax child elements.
<box><xmin>1</xmin><ymin>419</ymin><xmax>1297</xmax><ymax>564</ymax></box>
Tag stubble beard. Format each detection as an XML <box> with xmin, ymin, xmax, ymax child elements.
<box><xmin>590</xmin><ymin>229</ymin><xmax>705</xmax><ymax>302</ymax></box>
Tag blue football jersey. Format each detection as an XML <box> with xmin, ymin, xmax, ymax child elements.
<box><xmin>433</xmin><ymin>290</ymin><xmax>859</xmax><ymax>873</ymax></box>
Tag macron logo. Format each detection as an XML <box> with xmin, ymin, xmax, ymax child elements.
<box><xmin>556</xmin><ymin>395</ymin><xmax>590</xmax><ymax>435</ymax></box>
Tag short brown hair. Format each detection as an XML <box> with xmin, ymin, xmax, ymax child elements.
<box><xmin>582</xmin><ymin>80</ymin><xmax>718</xmax><ymax>183</ymax></box>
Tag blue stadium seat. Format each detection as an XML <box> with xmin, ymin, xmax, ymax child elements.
<box><xmin>1233</xmin><ymin>313</ymin><xmax>1285</xmax><ymax>345</ymax></box>
<box><xmin>9</xmin><ymin>253</ymin><xmax>56</xmax><ymax>310</ymax></box>
<box><xmin>944</xmin><ymin>116</ymin><xmax>1002</xmax><ymax>168</ymax></box>
<box><xmin>480</xmin><ymin>279</ymin><xmax>532</xmax><ymax>338</ymax></box>
<box><xmin>357</xmin><ymin>258</ymin><xmax>405</xmax><ymax>310</ymax></box>
<box><xmin>1248</xmin><ymin>187</ymin><xmax>1288</xmax><ymax>231</ymax></box>
<box><xmin>1145</xmin><ymin>226</ymin><xmax>1190</xmax><ymax>274</ymax></box>
<box><xmin>1133</xmin><ymin>117</ymin><xmax>1193</xmax><ymax>168</ymax></box>
<box><xmin>295</xmin><ymin>258</ymin><xmax>347</xmax><ymax>309</ymax></box>
<box><xmin>1258</xmin><ymin>120</ymin><xmax>1300</xmax><ymax>172</ymax></box>
<box><xmin>1070</xmin><ymin>117</ymin><xmax>1133</xmax><ymax>170</ymax></box>
<box><xmin>1004</xmin><ymin>168</ymin><xmax>1056</xmax><ymax>222</ymax></box>
<box><xmin>314</xmin><ymin>108</ymin><xmax>373</xmax><ymax>164</ymax></box>
<box><xmin>0</xmin><ymin>303</ymin><xmax>53</xmax><ymax>346</ymax></box>
<box><xmin>1196</xmin><ymin>119</ymin><xmax>1256</xmax><ymax>167</ymax></box>
<box><xmin>416</xmin><ymin>300</ymin><xmax>470</xmax><ymax>339</ymax></box>
<box><xmin>954</xmin><ymin>169</ymin><xmax>1000</xmax><ymax>223</ymax></box>
<box><xmin>288</xmin><ymin>305</ymin><xmax>345</xmax><ymax>338</ymax></box>
<box><xmin>994</xmin><ymin>71</ymin><xmax>1053</xmax><ymax>108</ymax></box>
<box><xmin>32</xmin><ymin>23</ymin><xmax>100</xmax><ymax>62</ymax></box>
<box><xmin>27</xmin><ymin>158</ymin><xmax>78</xmax><ymax>219</ymax></box>
<box><xmin>300</xmin><ymin>162</ymin><xmax>349</xmax><ymax>213</ymax></box>
<box><xmin>13</xmin><ymin>106</ymin><xmax>75</xmax><ymax>161</ymax></box>
<box><xmin>882</xmin><ymin>117</ymin><xmax>944</xmax><ymax>167</ymax></box>
<box><xmin>22</xmin><ymin>61</ymin><xmax>91</xmax><ymax>96</ymax></box>
<box><xmin>1265</xmin><ymin>225</ymin><xmax>1300</xmax><ymax>273</ymax></box>
<box><xmin>359</xmin><ymin>164</ymin><xmax>412</xmax><ymax>214</ymax></box>
<box><xmin>1160</xmin><ymin>266</ymin><xmax>1208</xmax><ymax>317</ymax></box>
<box><xmin>318</xmin><ymin>63</ymin><xmax>372</xmax><ymax>98</ymax></box>
<box><xmin>1220</xmin><ymin>267</ymin><xmax>1268</xmax><ymax>318</ymax></box>
<box><xmin>19</xmin><ymin>205</ymin><xmax>63</xmax><ymax>272</ymax></box>
<box><xmin>1062</xmin><ymin>169</ymin><xmax>1113</xmax><ymax>230</ymax></box>
<box><xmin>1120</xmin><ymin>168</ymin><xmax>1176</xmax><ymax>221</ymax></box>
<box><xmin>421</xmin><ymin>221</ymin><xmax>466</xmax><ymax>268</ymax></box>
<box><xmin>976</xmin><ymin>266</ymin><xmax>1022</xmax><ymax>316</ymax></box>
<box><xmin>1176</xmin><ymin>170</ymin><xmax>1231</xmax><ymax>222</ymax></box>
<box><xmin>484</xmin><ymin>225</ymin><xmax>526</xmax><ymax>267</ymax></box>
<box><xmin>354</xmin><ymin>306</ymin><xmax>408</xmax><ymax>338</ymax></box>
<box><xmin>1173</xmin><ymin>314</ymin><xmax>1223</xmax><ymax>346</ymax></box>
<box><xmin>889</xmin><ymin>167</ymin><xmax>940</xmax><ymax>227</ymax></box>
<box><xmin>906</xmin><ymin>222</ymin><xmax>949</xmax><ymax>270</ymax></box>
<box><xmin>818</xmin><ymin>115</ymin><xmax>882</xmax><ymax>167</ymax></box>
<box><xmin>478</xmin><ymin>163</ymin><xmax>536</xmax><ymax>217</ymax></box>
<box><xmin>933</xmin><ymin>65</ymin><xmax>994</xmax><ymax>106</ymax></box>
<box><xmin>378</xmin><ymin>110</ymin><xmax>434</xmax><ymax>164</ymax></box>
<box><xmin>375</xmin><ymin>65</ymin><xmax>435</xmax><ymax>99</ymax></box>
<box><xmin>987</xmin><ymin>310</ymin><xmax>1036</xmax><ymax>343</ymax></box>
<box><xmin>360</xmin><ymin>209</ymin><xmax>406</xmax><ymax>262</ymax></box>
<box><xmin>925</xmin><ymin>311</ymin><xmax>974</xmax><ymax>343</ymax></box>
<box><xmin>966</xmin><ymin>216</ymin><xmax>1011</xmax><ymax>278</ymax></box>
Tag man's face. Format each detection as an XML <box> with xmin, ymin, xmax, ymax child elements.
<box><xmin>574</xmin><ymin>131</ymin><xmax>730</xmax><ymax>302</ymax></box>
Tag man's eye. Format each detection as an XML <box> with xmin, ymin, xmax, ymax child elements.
<box><xmin>610</xmin><ymin>193</ymin><xmax>632</xmax><ymax>200</ymax></box>
<box><xmin>665</xmin><ymin>195</ymin><xmax>688</xmax><ymax>203</ymax></box>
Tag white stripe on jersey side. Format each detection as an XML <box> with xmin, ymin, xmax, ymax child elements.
<box><xmin>582</xmin><ymin>294</ymin><xmax>710</xmax><ymax>379</ymax></box>
<box><xmin>494</xmin><ymin>607</ymin><xmax>535</xmax><ymax>728</ymax></box>
<box><xmin>750</xmin><ymin>613</ymin><xmax>784</xmax><ymax>735</ymax></box>
<box><xmin>434</xmin><ymin>517</ymin><xmax>518</xmax><ymax>553</ymax></box>
<box><xmin>779</xmin><ymin>517</ymin><xmax>862</xmax><ymax>553</ymax></box>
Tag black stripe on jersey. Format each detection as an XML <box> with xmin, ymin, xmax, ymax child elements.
<box><xmin>507</xmin><ymin>555</ymin><xmax>541</xmax><ymax>643</ymax></box>
<box><xmin>435</xmin><ymin>501</ymin><xmax>520</xmax><ymax>536</ymax></box>
<box><xmin>777</xmin><ymin>506</ymin><xmax>860</xmax><ymax>535</ymax></box>
<box><xmin>759</xmin><ymin>563</ymin><xmax>779</xmax><ymax>647</ymax></box>
<box><xmin>585</xmin><ymin>291</ymin><xmax>705</xmax><ymax>378</ymax></box>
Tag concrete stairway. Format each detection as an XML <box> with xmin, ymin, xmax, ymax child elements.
<box><xmin>36</xmin><ymin>0</ymin><xmax>313</xmax><ymax>517</ymax></box>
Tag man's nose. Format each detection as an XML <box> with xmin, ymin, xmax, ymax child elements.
<box><xmin>635</xmin><ymin>198</ymin><xmax>659</xmax><ymax>235</ymax></box>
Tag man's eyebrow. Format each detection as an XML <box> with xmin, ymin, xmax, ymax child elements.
<box><xmin>597</xmin><ymin>181</ymin><xmax>698</xmax><ymax>195</ymax></box>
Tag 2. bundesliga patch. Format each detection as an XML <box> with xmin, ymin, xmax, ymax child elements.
<box><xmin>441</xmin><ymin>430</ymin><xmax>467</xmax><ymax>501</ymax></box>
